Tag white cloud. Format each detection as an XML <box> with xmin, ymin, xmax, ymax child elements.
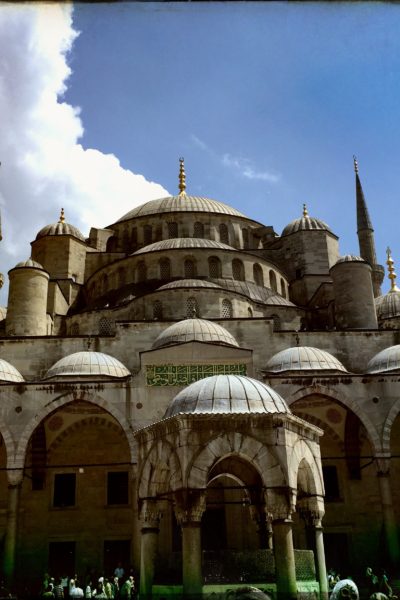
<box><xmin>222</xmin><ymin>153</ymin><xmax>280</xmax><ymax>183</ymax></box>
<box><xmin>0</xmin><ymin>4</ymin><xmax>169</xmax><ymax>303</ymax></box>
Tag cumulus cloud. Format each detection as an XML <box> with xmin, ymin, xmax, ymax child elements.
<box><xmin>0</xmin><ymin>4</ymin><xmax>169</xmax><ymax>303</ymax></box>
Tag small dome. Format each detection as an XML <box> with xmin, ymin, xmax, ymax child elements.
<box><xmin>0</xmin><ymin>359</ymin><xmax>24</xmax><ymax>383</ymax></box>
<box><xmin>152</xmin><ymin>318</ymin><xmax>239</xmax><ymax>349</ymax></box>
<box><xmin>13</xmin><ymin>258</ymin><xmax>44</xmax><ymax>270</ymax></box>
<box><xmin>45</xmin><ymin>351</ymin><xmax>130</xmax><ymax>379</ymax></box>
<box><xmin>282</xmin><ymin>210</ymin><xmax>331</xmax><ymax>237</ymax></box>
<box><xmin>164</xmin><ymin>374</ymin><xmax>290</xmax><ymax>418</ymax></box>
<box><xmin>133</xmin><ymin>238</ymin><xmax>235</xmax><ymax>255</ymax></box>
<box><xmin>367</xmin><ymin>345</ymin><xmax>400</xmax><ymax>373</ymax></box>
<box><xmin>375</xmin><ymin>291</ymin><xmax>400</xmax><ymax>321</ymax></box>
<box><xmin>265</xmin><ymin>346</ymin><xmax>347</xmax><ymax>373</ymax></box>
<box><xmin>157</xmin><ymin>279</ymin><xmax>222</xmax><ymax>291</ymax></box>
<box><xmin>36</xmin><ymin>211</ymin><xmax>85</xmax><ymax>242</ymax></box>
<box><xmin>335</xmin><ymin>255</ymin><xmax>365</xmax><ymax>264</ymax></box>
<box><xmin>117</xmin><ymin>195</ymin><xmax>247</xmax><ymax>222</ymax></box>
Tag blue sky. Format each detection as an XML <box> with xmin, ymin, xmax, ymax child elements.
<box><xmin>1</xmin><ymin>2</ymin><xmax>400</xmax><ymax>302</ymax></box>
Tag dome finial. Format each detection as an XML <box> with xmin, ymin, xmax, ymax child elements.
<box><xmin>353</xmin><ymin>155</ymin><xmax>359</xmax><ymax>173</ymax></box>
<box><xmin>58</xmin><ymin>208</ymin><xmax>65</xmax><ymax>223</ymax></box>
<box><xmin>302</xmin><ymin>203</ymin><xmax>308</xmax><ymax>217</ymax></box>
<box><xmin>178</xmin><ymin>157</ymin><xmax>186</xmax><ymax>196</ymax></box>
<box><xmin>386</xmin><ymin>247</ymin><xmax>400</xmax><ymax>292</ymax></box>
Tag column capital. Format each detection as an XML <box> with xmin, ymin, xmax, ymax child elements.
<box><xmin>297</xmin><ymin>496</ymin><xmax>325</xmax><ymax>526</ymax></box>
<box><xmin>375</xmin><ymin>454</ymin><xmax>391</xmax><ymax>476</ymax></box>
<box><xmin>7</xmin><ymin>469</ymin><xmax>23</xmax><ymax>487</ymax></box>
<box><xmin>265</xmin><ymin>487</ymin><xmax>296</xmax><ymax>521</ymax></box>
<box><xmin>174</xmin><ymin>489</ymin><xmax>206</xmax><ymax>525</ymax></box>
<box><xmin>139</xmin><ymin>499</ymin><xmax>162</xmax><ymax>530</ymax></box>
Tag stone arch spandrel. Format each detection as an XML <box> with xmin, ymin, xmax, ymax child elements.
<box><xmin>13</xmin><ymin>391</ymin><xmax>136</xmax><ymax>471</ymax></box>
<box><xmin>138</xmin><ymin>439</ymin><xmax>183</xmax><ymax>500</ymax></box>
<box><xmin>0</xmin><ymin>419</ymin><xmax>17</xmax><ymax>472</ymax></box>
<box><xmin>186</xmin><ymin>431</ymin><xmax>286</xmax><ymax>489</ymax></box>
<box><xmin>289</xmin><ymin>384</ymin><xmax>381</xmax><ymax>454</ymax></box>
<box><xmin>287</xmin><ymin>438</ymin><xmax>324</xmax><ymax>497</ymax></box>
<box><xmin>382</xmin><ymin>399</ymin><xmax>400</xmax><ymax>454</ymax></box>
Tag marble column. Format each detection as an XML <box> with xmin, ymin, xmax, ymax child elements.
<box><xmin>3</xmin><ymin>469</ymin><xmax>23</xmax><ymax>588</ymax></box>
<box><xmin>376</xmin><ymin>457</ymin><xmax>400</xmax><ymax>566</ymax></box>
<box><xmin>139</xmin><ymin>500</ymin><xmax>161</xmax><ymax>600</ymax></box>
<box><xmin>273</xmin><ymin>517</ymin><xmax>298</xmax><ymax>600</ymax></box>
<box><xmin>312</xmin><ymin>516</ymin><xmax>328</xmax><ymax>600</ymax></box>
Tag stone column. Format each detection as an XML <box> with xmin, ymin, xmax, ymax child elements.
<box><xmin>131</xmin><ymin>473</ymin><xmax>141</xmax><ymax>575</ymax></box>
<box><xmin>273</xmin><ymin>517</ymin><xmax>298</xmax><ymax>600</ymax></box>
<box><xmin>311</xmin><ymin>516</ymin><xmax>328</xmax><ymax>600</ymax></box>
<box><xmin>376</xmin><ymin>457</ymin><xmax>400</xmax><ymax>566</ymax></box>
<box><xmin>175</xmin><ymin>491</ymin><xmax>206</xmax><ymax>599</ymax></box>
<box><xmin>3</xmin><ymin>469</ymin><xmax>23</xmax><ymax>588</ymax></box>
<box><xmin>139</xmin><ymin>499</ymin><xmax>161</xmax><ymax>600</ymax></box>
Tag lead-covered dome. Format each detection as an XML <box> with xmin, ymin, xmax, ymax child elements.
<box><xmin>44</xmin><ymin>351</ymin><xmax>130</xmax><ymax>379</ymax></box>
<box><xmin>282</xmin><ymin>205</ymin><xmax>331</xmax><ymax>237</ymax></box>
<box><xmin>0</xmin><ymin>359</ymin><xmax>24</xmax><ymax>383</ymax></box>
<box><xmin>13</xmin><ymin>258</ymin><xmax>44</xmax><ymax>270</ymax></box>
<box><xmin>164</xmin><ymin>374</ymin><xmax>290</xmax><ymax>418</ymax></box>
<box><xmin>375</xmin><ymin>291</ymin><xmax>400</xmax><ymax>321</ymax></box>
<box><xmin>117</xmin><ymin>195</ymin><xmax>246</xmax><ymax>223</ymax></box>
<box><xmin>152</xmin><ymin>318</ymin><xmax>239</xmax><ymax>349</ymax></box>
<box><xmin>367</xmin><ymin>345</ymin><xmax>400</xmax><ymax>374</ymax></box>
<box><xmin>335</xmin><ymin>255</ymin><xmax>365</xmax><ymax>264</ymax></box>
<box><xmin>36</xmin><ymin>209</ymin><xmax>85</xmax><ymax>242</ymax></box>
<box><xmin>133</xmin><ymin>238</ymin><xmax>235</xmax><ymax>255</ymax></box>
<box><xmin>157</xmin><ymin>279</ymin><xmax>222</xmax><ymax>291</ymax></box>
<box><xmin>265</xmin><ymin>346</ymin><xmax>347</xmax><ymax>373</ymax></box>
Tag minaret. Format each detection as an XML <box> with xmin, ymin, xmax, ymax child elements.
<box><xmin>178</xmin><ymin>157</ymin><xmax>186</xmax><ymax>196</ymax></box>
<box><xmin>353</xmin><ymin>156</ymin><xmax>383</xmax><ymax>296</ymax></box>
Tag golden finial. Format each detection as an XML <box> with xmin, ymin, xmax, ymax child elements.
<box><xmin>302</xmin><ymin>203</ymin><xmax>308</xmax><ymax>217</ymax></box>
<box><xmin>58</xmin><ymin>208</ymin><xmax>65</xmax><ymax>223</ymax></box>
<box><xmin>178</xmin><ymin>157</ymin><xmax>186</xmax><ymax>196</ymax></box>
<box><xmin>386</xmin><ymin>247</ymin><xmax>400</xmax><ymax>292</ymax></box>
<box><xmin>353</xmin><ymin>155</ymin><xmax>359</xmax><ymax>174</ymax></box>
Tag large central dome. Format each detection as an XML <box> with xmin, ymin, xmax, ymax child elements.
<box><xmin>117</xmin><ymin>195</ymin><xmax>246</xmax><ymax>222</ymax></box>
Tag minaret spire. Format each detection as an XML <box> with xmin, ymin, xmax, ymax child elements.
<box><xmin>353</xmin><ymin>155</ymin><xmax>383</xmax><ymax>297</ymax></box>
<box><xmin>178</xmin><ymin>157</ymin><xmax>186</xmax><ymax>196</ymax></box>
<box><xmin>386</xmin><ymin>247</ymin><xmax>400</xmax><ymax>293</ymax></box>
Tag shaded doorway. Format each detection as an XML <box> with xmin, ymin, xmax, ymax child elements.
<box><xmin>49</xmin><ymin>541</ymin><xmax>75</xmax><ymax>577</ymax></box>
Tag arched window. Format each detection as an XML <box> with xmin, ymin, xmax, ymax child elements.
<box><xmin>143</xmin><ymin>225</ymin><xmax>152</xmax><ymax>245</ymax></box>
<box><xmin>208</xmin><ymin>256</ymin><xmax>222</xmax><ymax>278</ymax></box>
<box><xmin>232</xmin><ymin>259</ymin><xmax>245</xmax><ymax>281</ymax></box>
<box><xmin>271</xmin><ymin>314</ymin><xmax>281</xmax><ymax>331</ymax></box>
<box><xmin>70</xmin><ymin>322</ymin><xmax>80</xmax><ymax>336</ymax></box>
<box><xmin>194</xmin><ymin>222</ymin><xmax>204</xmax><ymax>238</ymax></box>
<box><xmin>153</xmin><ymin>301</ymin><xmax>163</xmax><ymax>320</ymax></box>
<box><xmin>280</xmin><ymin>278</ymin><xmax>286</xmax><ymax>298</ymax></box>
<box><xmin>99</xmin><ymin>317</ymin><xmax>113</xmax><ymax>335</ymax></box>
<box><xmin>253</xmin><ymin>263</ymin><xmax>264</xmax><ymax>287</ymax></box>
<box><xmin>222</xmin><ymin>299</ymin><xmax>233</xmax><ymax>318</ymax></box>
<box><xmin>186</xmin><ymin>297</ymin><xmax>198</xmax><ymax>318</ymax></box>
<box><xmin>219</xmin><ymin>223</ymin><xmax>229</xmax><ymax>244</ymax></box>
<box><xmin>269</xmin><ymin>270</ymin><xmax>277</xmax><ymax>292</ymax></box>
<box><xmin>159</xmin><ymin>258</ymin><xmax>171</xmax><ymax>280</ymax></box>
<box><xmin>117</xmin><ymin>267</ymin><xmax>126</xmax><ymax>287</ymax></box>
<box><xmin>168</xmin><ymin>222</ymin><xmax>178</xmax><ymax>238</ymax></box>
<box><xmin>137</xmin><ymin>261</ymin><xmax>146</xmax><ymax>283</ymax></box>
<box><xmin>242</xmin><ymin>228</ymin><xmax>249</xmax><ymax>248</ymax></box>
<box><xmin>106</xmin><ymin>236</ymin><xmax>117</xmax><ymax>252</ymax></box>
<box><xmin>184</xmin><ymin>258</ymin><xmax>196</xmax><ymax>279</ymax></box>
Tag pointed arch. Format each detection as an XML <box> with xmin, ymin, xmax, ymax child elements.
<box><xmin>138</xmin><ymin>439</ymin><xmax>183</xmax><ymax>499</ymax></box>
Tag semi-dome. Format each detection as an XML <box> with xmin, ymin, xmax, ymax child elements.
<box><xmin>335</xmin><ymin>255</ymin><xmax>365</xmax><ymax>264</ymax></box>
<box><xmin>0</xmin><ymin>359</ymin><xmax>24</xmax><ymax>383</ymax></box>
<box><xmin>44</xmin><ymin>351</ymin><xmax>130</xmax><ymax>379</ymax></box>
<box><xmin>13</xmin><ymin>258</ymin><xmax>45</xmax><ymax>270</ymax></box>
<box><xmin>157</xmin><ymin>279</ymin><xmax>222</xmax><ymax>291</ymax></box>
<box><xmin>164</xmin><ymin>374</ymin><xmax>290</xmax><ymax>418</ymax></box>
<box><xmin>152</xmin><ymin>318</ymin><xmax>239</xmax><ymax>349</ymax></box>
<box><xmin>133</xmin><ymin>238</ymin><xmax>235</xmax><ymax>255</ymax></box>
<box><xmin>36</xmin><ymin>209</ymin><xmax>85</xmax><ymax>242</ymax></box>
<box><xmin>117</xmin><ymin>195</ymin><xmax>247</xmax><ymax>223</ymax></box>
<box><xmin>367</xmin><ymin>345</ymin><xmax>400</xmax><ymax>374</ymax></box>
<box><xmin>265</xmin><ymin>346</ymin><xmax>347</xmax><ymax>373</ymax></box>
<box><xmin>282</xmin><ymin>205</ymin><xmax>331</xmax><ymax>237</ymax></box>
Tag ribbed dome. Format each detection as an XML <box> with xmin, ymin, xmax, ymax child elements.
<box><xmin>367</xmin><ymin>345</ymin><xmax>400</xmax><ymax>373</ymax></box>
<box><xmin>265</xmin><ymin>346</ymin><xmax>347</xmax><ymax>373</ymax></box>
<box><xmin>0</xmin><ymin>359</ymin><xmax>24</xmax><ymax>383</ymax></box>
<box><xmin>36</xmin><ymin>221</ymin><xmax>85</xmax><ymax>242</ymax></box>
<box><xmin>117</xmin><ymin>195</ymin><xmax>246</xmax><ymax>222</ymax></box>
<box><xmin>13</xmin><ymin>258</ymin><xmax>44</xmax><ymax>270</ymax></box>
<box><xmin>282</xmin><ymin>215</ymin><xmax>331</xmax><ymax>237</ymax></box>
<box><xmin>375</xmin><ymin>291</ymin><xmax>400</xmax><ymax>321</ymax></box>
<box><xmin>164</xmin><ymin>375</ymin><xmax>290</xmax><ymax>418</ymax></box>
<box><xmin>45</xmin><ymin>351</ymin><xmax>130</xmax><ymax>379</ymax></box>
<box><xmin>152</xmin><ymin>318</ymin><xmax>239</xmax><ymax>349</ymax></box>
<box><xmin>133</xmin><ymin>238</ymin><xmax>235</xmax><ymax>255</ymax></box>
<box><xmin>335</xmin><ymin>255</ymin><xmax>365</xmax><ymax>264</ymax></box>
<box><xmin>157</xmin><ymin>279</ymin><xmax>222</xmax><ymax>291</ymax></box>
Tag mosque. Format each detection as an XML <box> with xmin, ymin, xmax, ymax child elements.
<box><xmin>0</xmin><ymin>157</ymin><xmax>400</xmax><ymax>598</ymax></box>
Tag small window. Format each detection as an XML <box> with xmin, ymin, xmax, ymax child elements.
<box><xmin>137</xmin><ymin>261</ymin><xmax>146</xmax><ymax>283</ymax></box>
<box><xmin>186</xmin><ymin>297</ymin><xmax>198</xmax><ymax>318</ymax></box>
<box><xmin>131</xmin><ymin>228</ymin><xmax>138</xmax><ymax>251</ymax></box>
<box><xmin>269</xmin><ymin>270</ymin><xmax>277</xmax><ymax>292</ymax></box>
<box><xmin>242</xmin><ymin>228</ymin><xmax>249</xmax><ymax>248</ymax></box>
<box><xmin>168</xmin><ymin>222</ymin><xmax>178</xmax><ymax>238</ymax></box>
<box><xmin>253</xmin><ymin>263</ymin><xmax>264</xmax><ymax>287</ymax></box>
<box><xmin>159</xmin><ymin>258</ymin><xmax>171</xmax><ymax>280</ymax></box>
<box><xmin>107</xmin><ymin>472</ymin><xmax>129</xmax><ymax>505</ymax></box>
<box><xmin>209</xmin><ymin>256</ymin><xmax>221</xmax><ymax>278</ymax></box>
<box><xmin>53</xmin><ymin>474</ymin><xmax>76</xmax><ymax>508</ymax></box>
<box><xmin>153</xmin><ymin>301</ymin><xmax>163</xmax><ymax>320</ymax></box>
<box><xmin>99</xmin><ymin>317</ymin><xmax>113</xmax><ymax>335</ymax></box>
<box><xmin>322</xmin><ymin>466</ymin><xmax>341</xmax><ymax>502</ymax></box>
<box><xmin>184</xmin><ymin>259</ymin><xmax>196</xmax><ymax>279</ymax></box>
<box><xmin>143</xmin><ymin>225</ymin><xmax>152</xmax><ymax>245</ymax></box>
<box><xmin>219</xmin><ymin>223</ymin><xmax>229</xmax><ymax>244</ymax></box>
<box><xmin>280</xmin><ymin>278</ymin><xmax>286</xmax><ymax>298</ymax></box>
<box><xmin>194</xmin><ymin>222</ymin><xmax>204</xmax><ymax>238</ymax></box>
<box><xmin>232</xmin><ymin>259</ymin><xmax>245</xmax><ymax>281</ymax></box>
<box><xmin>222</xmin><ymin>299</ymin><xmax>233</xmax><ymax>318</ymax></box>
<box><xmin>70</xmin><ymin>323</ymin><xmax>79</xmax><ymax>336</ymax></box>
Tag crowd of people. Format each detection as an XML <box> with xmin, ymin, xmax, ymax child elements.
<box><xmin>327</xmin><ymin>567</ymin><xmax>398</xmax><ymax>600</ymax></box>
<box><xmin>39</xmin><ymin>565</ymin><xmax>135</xmax><ymax>599</ymax></box>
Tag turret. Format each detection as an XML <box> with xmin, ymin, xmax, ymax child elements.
<box><xmin>354</xmin><ymin>156</ymin><xmax>384</xmax><ymax>296</ymax></box>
